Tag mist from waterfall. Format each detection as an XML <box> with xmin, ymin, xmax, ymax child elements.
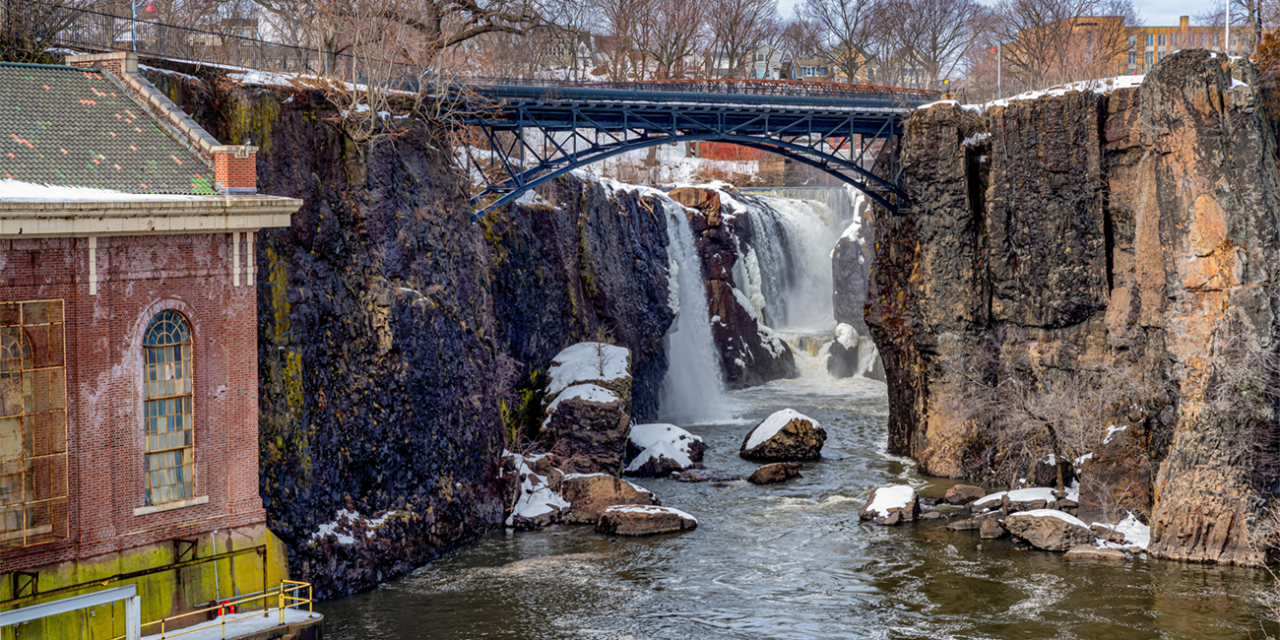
<box><xmin>659</xmin><ymin>206</ymin><xmax>730</xmax><ymax>424</ymax></box>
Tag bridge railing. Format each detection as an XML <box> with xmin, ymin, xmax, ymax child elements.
<box><xmin>465</xmin><ymin>76</ymin><xmax>940</xmax><ymax>104</ymax></box>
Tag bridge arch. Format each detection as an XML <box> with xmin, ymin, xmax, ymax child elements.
<box><xmin>452</xmin><ymin>79</ymin><xmax>937</xmax><ymax>220</ymax></box>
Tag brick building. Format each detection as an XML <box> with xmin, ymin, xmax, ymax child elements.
<box><xmin>0</xmin><ymin>52</ymin><xmax>301</xmax><ymax>638</ymax></box>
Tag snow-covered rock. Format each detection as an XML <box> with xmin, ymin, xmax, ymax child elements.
<box><xmin>310</xmin><ymin>509</ymin><xmax>397</xmax><ymax>545</ymax></box>
<box><xmin>740</xmin><ymin>409</ymin><xmax>826</xmax><ymax>461</ymax></box>
<box><xmin>504</xmin><ymin>452</ymin><xmax>570</xmax><ymax>530</ymax></box>
<box><xmin>545</xmin><ymin>342</ymin><xmax>631</xmax><ymax>398</ymax></box>
<box><xmin>540</xmin><ymin>343</ymin><xmax>634</xmax><ymax>474</ymax></box>
<box><xmin>972</xmin><ymin>484</ymin><xmax>1079</xmax><ymax>511</ymax></box>
<box><xmin>625</xmin><ymin>439</ymin><xmax>695</xmax><ymax>477</ymax></box>
<box><xmin>1092</xmin><ymin>513</ymin><xmax>1151</xmax><ymax>551</ymax></box>
<box><xmin>859</xmin><ymin>485</ymin><xmax>920</xmax><ymax>525</ymax></box>
<box><xmin>596</xmin><ymin>504</ymin><xmax>698</xmax><ymax>536</ymax></box>
<box><xmin>1003</xmin><ymin>509</ymin><xmax>1095</xmax><ymax>551</ymax></box>
<box><xmin>627</xmin><ymin>423</ymin><xmax>708</xmax><ymax>465</ymax></box>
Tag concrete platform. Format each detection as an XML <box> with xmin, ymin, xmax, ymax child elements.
<box><xmin>142</xmin><ymin>608</ymin><xmax>321</xmax><ymax>640</ymax></box>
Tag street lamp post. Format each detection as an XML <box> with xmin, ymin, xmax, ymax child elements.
<box><xmin>130</xmin><ymin>0</ymin><xmax>155</xmax><ymax>53</ymax></box>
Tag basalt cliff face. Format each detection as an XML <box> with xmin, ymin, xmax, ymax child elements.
<box><xmin>867</xmin><ymin>51</ymin><xmax>1280</xmax><ymax>566</ymax></box>
<box><xmin>147</xmin><ymin>71</ymin><xmax>678</xmax><ymax>597</ymax></box>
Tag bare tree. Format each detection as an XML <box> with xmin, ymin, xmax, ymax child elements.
<box><xmin>802</xmin><ymin>0</ymin><xmax>878</xmax><ymax>82</ymax></box>
<box><xmin>592</xmin><ymin>0</ymin><xmax>654</xmax><ymax>80</ymax></box>
<box><xmin>943</xmin><ymin>326</ymin><xmax>1161</xmax><ymax>490</ymax></box>
<box><xmin>777</xmin><ymin>14</ymin><xmax>826</xmax><ymax>62</ymax></box>
<box><xmin>991</xmin><ymin>0</ymin><xmax>1137</xmax><ymax>92</ymax></box>
<box><xmin>706</xmin><ymin>0</ymin><xmax>779</xmax><ymax>77</ymax></box>
<box><xmin>875</xmin><ymin>0</ymin><xmax>987</xmax><ymax>87</ymax></box>
<box><xmin>645</xmin><ymin>0</ymin><xmax>706</xmax><ymax>78</ymax></box>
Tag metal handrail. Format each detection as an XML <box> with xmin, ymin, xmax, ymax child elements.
<box><xmin>463</xmin><ymin>76</ymin><xmax>940</xmax><ymax>102</ymax></box>
<box><xmin>107</xmin><ymin>580</ymin><xmax>313</xmax><ymax>640</ymax></box>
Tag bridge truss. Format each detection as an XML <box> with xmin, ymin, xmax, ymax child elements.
<box><xmin>452</xmin><ymin>79</ymin><xmax>938</xmax><ymax>220</ymax></box>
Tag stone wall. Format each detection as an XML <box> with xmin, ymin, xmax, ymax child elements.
<box><xmin>867</xmin><ymin>51</ymin><xmax>1280</xmax><ymax>566</ymax></box>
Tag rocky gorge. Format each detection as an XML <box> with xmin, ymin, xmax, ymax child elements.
<box><xmin>131</xmin><ymin>45</ymin><xmax>1280</xmax><ymax>618</ymax></box>
<box><xmin>867</xmin><ymin>50</ymin><xmax>1280</xmax><ymax>567</ymax></box>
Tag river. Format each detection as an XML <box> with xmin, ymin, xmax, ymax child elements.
<box><xmin>316</xmin><ymin>337</ymin><xmax>1273</xmax><ymax>640</ymax></box>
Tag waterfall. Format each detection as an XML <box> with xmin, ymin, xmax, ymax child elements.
<box><xmin>731</xmin><ymin>194</ymin><xmax>841</xmax><ymax>330</ymax></box>
<box><xmin>659</xmin><ymin>206</ymin><xmax>730</xmax><ymax>423</ymax></box>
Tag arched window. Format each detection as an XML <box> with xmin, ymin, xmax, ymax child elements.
<box><xmin>143</xmin><ymin>310</ymin><xmax>194</xmax><ymax>506</ymax></box>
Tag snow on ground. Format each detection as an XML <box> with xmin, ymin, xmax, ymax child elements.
<box><xmin>1093</xmin><ymin>513</ymin><xmax>1151</xmax><ymax>550</ymax></box>
<box><xmin>503</xmin><ymin>451</ymin><xmax>570</xmax><ymax>527</ymax></box>
<box><xmin>864</xmin><ymin>485</ymin><xmax>917</xmax><ymax>518</ymax></box>
<box><xmin>603</xmin><ymin>504</ymin><xmax>697</xmax><ymax>522</ymax></box>
<box><xmin>545</xmin><ymin>342</ymin><xmax>630</xmax><ymax>396</ymax></box>
<box><xmin>973</xmin><ymin>484</ymin><xmax>1079</xmax><ymax>509</ymax></box>
<box><xmin>0</xmin><ymin>179</ymin><xmax>207</xmax><ymax>202</ymax></box>
<box><xmin>746</xmin><ymin>409</ymin><xmax>817</xmax><ymax>450</ymax></box>
<box><xmin>630</xmin><ymin>423</ymin><xmax>703</xmax><ymax>455</ymax></box>
<box><xmin>1011</xmin><ymin>508</ymin><xmax>1090</xmax><ymax>529</ymax></box>
<box><xmin>625</xmin><ymin>438</ymin><xmax>693</xmax><ymax>473</ymax></box>
<box><xmin>920</xmin><ymin>74</ymin><xmax>1147</xmax><ymax>114</ymax></box>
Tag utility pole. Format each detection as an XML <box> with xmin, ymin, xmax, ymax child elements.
<box><xmin>996</xmin><ymin>41</ymin><xmax>1002</xmax><ymax>99</ymax></box>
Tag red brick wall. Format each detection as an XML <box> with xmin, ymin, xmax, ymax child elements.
<box><xmin>214</xmin><ymin>153</ymin><xmax>258</xmax><ymax>192</ymax></box>
<box><xmin>696</xmin><ymin>142</ymin><xmax>765</xmax><ymax>161</ymax></box>
<box><xmin>0</xmin><ymin>232</ymin><xmax>265</xmax><ymax>573</ymax></box>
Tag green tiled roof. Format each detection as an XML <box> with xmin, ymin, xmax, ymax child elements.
<box><xmin>0</xmin><ymin>63</ymin><xmax>215</xmax><ymax>194</ymax></box>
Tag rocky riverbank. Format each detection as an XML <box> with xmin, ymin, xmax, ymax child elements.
<box><xmin>866</xmin><ymin>50</ymin><xmax>1280</xmax><ymax>566</ymax></box>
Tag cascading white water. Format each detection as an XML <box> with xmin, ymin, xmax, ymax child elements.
<box><xmin>659</xmin><ymin>206</ymin><xmax>730</xmax><ymax>423</ymax></box>
<box><xmin>761</xmin><ymin>197</ymin><xmax>841</xmax><ymax>330</ymax></box>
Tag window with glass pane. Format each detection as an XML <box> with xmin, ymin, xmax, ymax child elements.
<box><xmin>0</xmin><ymin>300</ymin><xmax>68</xmax><ymax>550</ymax></box>
<box><xmin>143</xmin><ymin>310</ymin><xmax>194</xmax><ymax>506</ymax></box>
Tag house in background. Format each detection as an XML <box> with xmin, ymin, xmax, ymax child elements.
<box><xmin>743</xmin><ymin>45</ymin><xmax>782</xmax><ymax>79</ymax></box>
<box><xmin>787</xmin><ymin>58</ymin><xmax>833</xmax><ymax>81</ymax></box>
<box><xmin>0</xmin><ymin>52</ymin><xmax>309</xmax><ymax>639</ymax></box>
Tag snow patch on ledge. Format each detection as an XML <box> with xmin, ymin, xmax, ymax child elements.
<box><xmin>1009</xmin><ymin>508</ymin><xmax>1089</xmax><ymax>528</ymax></box>
<box><xmin>311</xmin><ymin>509</ymin><xmax>396</xmax><ymax>545</ymax></box>
<box><xmin>546</xmin><ymin>342</ymin><xmax>630</xmax><ymax>396</ymax></box>
<box><xmin>864</xmin><ymin>485</ymin><xmax>916</xmax><ymax>518</ymax></box>
<box><xmin>626</xmin><ymin>438</ymin><xmax>693</xmax><ymax>473</ymax></box>
<box><xmin>603</xmin><ymin>504</ymin><xmax>697</xmax><ymax>523</ymax></box>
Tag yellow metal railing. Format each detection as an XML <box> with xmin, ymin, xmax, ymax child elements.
<box><xmin>110</xmin><ymin>580</ymin><xmax>313</xmax><ymax>640</ymax></box>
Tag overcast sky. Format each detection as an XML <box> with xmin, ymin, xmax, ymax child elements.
<box><xmin>774</xmin><ymin>0</ymin><xmax>1222</xmax><ymax>27</ymax></box>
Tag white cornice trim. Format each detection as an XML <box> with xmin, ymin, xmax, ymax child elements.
<box><xmin>0</xmin><ymin>196</ymin><xmax>301</xmax><ymax>238</ymax></box>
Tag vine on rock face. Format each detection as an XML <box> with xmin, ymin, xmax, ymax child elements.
<box><xmin>941</xmin><ymin>325</ymin><xmax>1163</xmax><ymax>491</ymax></box>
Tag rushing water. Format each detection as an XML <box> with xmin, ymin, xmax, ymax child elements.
<box><xmin>317</xmin><ymin>353</ymin><xmax>1273</xmax><ymax>640</ymax></box>
<box><xmin>658</xmin><ymin>205</ymin><xmax>730</xmax><ymax>424</ymax></box>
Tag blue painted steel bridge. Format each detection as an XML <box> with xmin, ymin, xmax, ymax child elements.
<box><xmin>450</xmin><ymin>78</ymin><xmax>939</xmax><ymax>219</ymax></box>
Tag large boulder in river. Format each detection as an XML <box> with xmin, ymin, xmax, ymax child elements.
<box><xmin>1003</xmin><ymin>510</ymin><xmax>1095</xmax><ymax>551</ymax></box>
<box><xmin>748</xmin><ymin>462</ymin><xmax>802</xmax><ymax>485</ymax></box>
<box><xmin>944</xmin><ymin>484</ymin><xmax>986</xmax><ymax>505</ymax></box>
<box><xmin>625</xmin><ymin>439</ymin><xmax>695</xmax><ymax>477</ymax></box>
<box><xmin>540</xmin><ymin>343</ymin><xmax>633</xmax><ymax>474</ymax></box>
<box><xmin>740</xmin><ymin>409</ymin><xmax>826</xmax><ymax>461</ymax></box>
<box><xmin>625</xmin><ymin>423</ymin><xmax>708</xmax><ymax>477</ymax></box>
<box><xmin>859</xmin><ymin>485</ymin><xmax>920</xmax><ymax>525</ymax></box>
<box><xmin>596</xmin><ymin>505</ymin><xmax>698</xmax><ymax>536</ymax></box>
<box><xmin>560</xmin><ymin>474</ymin><xmax>659</xmax><ymax>524</ymax></box>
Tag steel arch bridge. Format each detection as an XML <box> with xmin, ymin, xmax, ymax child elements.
<box><xmin>450</xmin><ymin>78</ymin><xmax>939</xmax><ymax>220</ymax></box>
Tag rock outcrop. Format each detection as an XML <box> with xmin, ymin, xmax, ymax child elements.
<box><xmin>539</xmin><ymin>343</ymin><xmax>633</xmax><ymax>474</ymax></box>
<box><xmin>148</xmin><ymin>69</ymin><xmax>683</xmax><ymax>596</ymax></box>
<box><xmin>560</xmin><ymin>474</ymin><xmax>660</xmax><ymax>524</ymax></box>
<box><xmin>667</xmin><ymin>186</ymin><xmax>798</xmax><ymax>387</ymax></box>
<box><xmin>866</xmin><ymin>50</ymin><xmax>1280</xmax><ymax>566</ymax></box>
<box><xmin>748</xmin><ymin>462</ymin><xmax>802</xmax><ymax>484</ymax></box>
<box><xmin>1003</xmin><ymin>511</ymin><xmax>1096</xmax><ymax>551</ymax></box>
<box><xmin>860</xmin><ymin>486</ymin><xmax>921</xmax><ymax>525</ymax></box>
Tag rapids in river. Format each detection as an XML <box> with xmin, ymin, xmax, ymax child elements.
<box><xmin>317</xmin><ymin>344</ymin><xmax>1271</xmax><ymax>640</ymax></box>
<box><xmin>316</xmin><ymin>187</ymin><xmax>1273</xmax><ymax>639</ymax></box>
